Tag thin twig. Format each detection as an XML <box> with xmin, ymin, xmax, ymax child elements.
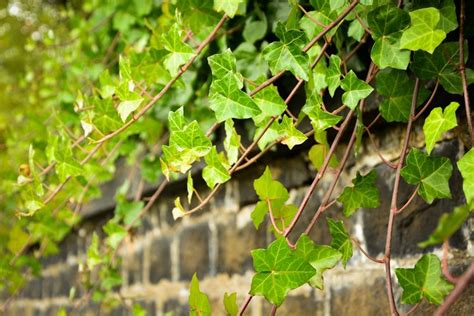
<box><xmin>442</xmin><ymin>241</ymin><xmax>459</xmax><ymax>284</ymax></box>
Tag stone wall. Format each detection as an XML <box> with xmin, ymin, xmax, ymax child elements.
<box><xmin>3</xmin><ymin>125</ymin><xmax>474</xmax><ymax>315</ymax></box>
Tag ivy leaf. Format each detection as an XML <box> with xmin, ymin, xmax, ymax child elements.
<box><xmin>376</xmin><ymin>69</ymin><xmax>429</xmax><ymax>122</ymax></box>
<box><xmin>115</xmin><ymin>201</ymin><xmax>144</xmax><ymax>227</ymax></box>
<box><xmin>295</xmin><ymin>235</ymin><xmax>342</xmax><ymax>290</ymax></box>
<box><xmin>327</xmin><ymin>218</ymin><xmax>352</xmax><ymax>268</ymax></box>
<box><xmin>263</xmin><ymin>23</ymin><xmax>310</xmax><ymax>81</ymax></box>
<box><xmin>340</xmin><ymin>70</ymin><xmax>374</xmax><ymax>109</ymax></box>
<box><xmin>224</xmin><ymin>119</ymin><xmax>240</xmax><ymax>165</ymax></box>
<box><xmin>326</xmin><ymin>55</ymin><xmax>342</xmax><ymax>97</ymax></box>
<box><xmin>209</xmin><ymin>77</ymin><xmax>261</xmax><ymax>122</ymax></box>
<box><xmin>117</xmin><ymin>98</ymin><xmax>143</xmax><ymax>122</ymax></box>
<box><xmin>418</xmin><ymin>204</ymin><xmax>472</xmax><ymax>248</ymax></box>
<box><xmin>55</xmin><ymin>145</ymin><xmax>83</xmax><ymax>182</ymax></box>
<box><xmin>395</xmin><ymin>254</ymin><xmax>453</xmax><ymax>305</ymax></box>
<box><xmin>103</xmin><ymin>221</ymin><xmax>127</xmax><ymax>250</ymax></box>
<box><xmin>279</xmin><ymin>116</ymin><xmax>307</xmax><ymax>149</ymax></box>
<box><xmin>254</xmin><ymin>167</ymin><xmax>289</xmax><ymax>202</ymax></box>
<box><xmin>348</xmin><ymin>19</ymin><xmax>365</xmax><ymax>42</ymax></box>
<box><xmin>86</xmin><ymin>233</ymin><xmax>102</xmax><ymax>269</ymax></box>
<box><xmin>400</xmin><ymin>8</ymin><xmax>446</xmax><ymax>54</ymax></box>
<box><xmin>337</xmin><ymin>170</ymin><xmax>380</xmax><ymax>217</ymax></box>
<box><xmin>250</xmin><ymin>238</ymin><xmax>316</xmax><ymax>306</ymax></box>
<box><xmin>202</xmin><ymin>147</ymin><xmax>231</xmax><ymax>189</ymax></box>
<box><xmin>189</xmin><ymin>273</ymin><xmax>211</xmax><ymax>316</ymax></box>
<box><xmin>168</xmin><ymin>111</ymin><xmax>211</xmax><ymax>156</ymax></box>
<box><xmin>367</xmin><ymin>4</ymin><xmax>411</xmax><ymax>69</ymax></box>
<box><xmin>187</xmin><ymin>172</ymin><xmax>194</xmax><ymax>203</ymax></box>
<box><xmin>308</xmin><ymin>143</ymin><xmax>339</xmax><ymax>171</ymax></box>
<box><xmin>162</xmin><ymin>24</ymin><xmax>195</xmax><ymax>76</ymax></box>
<box><xmin>251</xmin><ymin>82</ymin><xmax>287</xmax><ymax>124</ymax></box>
<box><xmin>172</xmin><ymin>197</ymin><xmax>186</xmax><ymax>220</ymax></box>
<box><xmin>271</xmin><ymin>204</ymin><xmax>297</xmax><ymax>234</ymax></box>
<box><xmin>423</xmin><ymin>102</ymin><xmax>459</xmax><ymax>154</ymax></box>
<box><xmin>302</xmin><ymin>102</ymin><xmax>342</xmax><ymax>133</ymax></box>
<box><xmin>400</xmin><ymin>149</ymin><xmax>453</xmax><ymax>204</ymax></box>
<box><xmin>457</xmin><ymin>148</ymin><xmax>474</xmax><ymax>205</ymax></box>
<box><xmin>213</xmin><ymin>0</ymin><xmax>245</xmax><ymax>18</ymax></box>
<box><xmin>411</xmin><ymin>42</ymin><xmax>474</xmax><ymax>95</ymax></box>
<box><xmin>223</xmin><ymin>292</ymin><xmax>238</xmax><ymax>316</ymax></box>
<box><xmin>251</xmin><ymin>201</ymin><xmax>270</xmax><ymax>229</ymax></box>
<box><xmin>7</xmin><ymin>225</ymin><xmax>30</xmax><ymax>255</ymax></box>
<box><xmin>208</xmin><ymin>50</ymin><xmax>243</xmax><ymax>87</ymax></box>
<box><xmin>411</xmin><ymin>0</ymin><xmax>458</xmax><ymax>34</ymax></box>
<box><xmin>243</xmin><ymin>17</ymin><xmax>267</xmax><ymax>44</ymax></box>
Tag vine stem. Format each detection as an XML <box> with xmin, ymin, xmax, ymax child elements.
<box><xmin>384</xmin><ymin>78</ymin><xmax>420</xmax><ymax>316</ymax></box>
<box><xmin>270</xmin><ymin>305</ymin><xmax>277</xmax><ymax>316</ymax></box>
<box><xmin>441</xmin><ymin>241</ymin><xmax>459</xmax><ymax>284</ymax></box>
<box><xmin>458</xmin><ymin>0</ymin><xmax>474</xmax><ymax>142</ymax></box>
<box><xmin>434</xmin><ymin>263</ymin><xmax>474</xmax><ymax>315</ymax></box>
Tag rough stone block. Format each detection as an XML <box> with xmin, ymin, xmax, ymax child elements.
<box><xmin>127</xmin><ymin>248</ymin><xmax>143</xmax><ymax>286</ymax></box>
<box><xmin>163</xmin><ymin>299</ymin><xmax>189</xmax><ymax>316</ymax></box>
<box><xmin>179</xmin><ymin>222</ymin><xmax>210</xmax><ymax>280</ymax></box>
<box><xmin>261</xmin><ymin>294</ymin><xmax>325</xmax><ymax>316</ymax></box>
<box><xmin>330</xmin><ymin>277</ymin><xmax>390</xmax><ymax>315</ymax></box>
<box><xmin>149</xmin><ymin>236</ymin><xmax>172</xmax><ymax>283</ymax></box>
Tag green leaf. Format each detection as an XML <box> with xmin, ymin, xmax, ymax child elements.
<box><xmin>251</xmin><ymin>201</ymin><xmax>270</xmax><ymax>229</ymax></box>
<box><xmin>457</xmin><ymin>148</ymin><xmax>474</xmax><ymax>205</ymax></box>
<box><xmin>327</xmin><ymin>218</ymin><xmax>352</xmax><ymax>268</ymax></box>
<box><xmin>253</xmin><ymin>167</ymin><xmax>289</xmax><ymax>202</ymax></box>
<box><xmin>224</xmin><ymin>120</ymin><xmax>241</xmax><ymax>165</ymax></box>
<box><xmin>133</xmin><ymin>0</ymin><xmax>152</xmax><ymax>16</ymax></box>
<box><xmin>56</xmin><ymin>159</ymin><xmax>83</xmax><ymax>182</ymax></box>
<box><xmin>209</xmin><ymin>77</ymin><xmax>261</xmax><ymax>122</ymax></box>
<box><xmin>208</xmin><ymin>50</ymin><xmax>243</xmax><ymax>87</ymax></box>
<box><xmin>337</xmin><ymin>170</ymin><xmax>380</xmax><ymax>217</ymax></box>
<box><xmin>251</xmin><ymin>82</ymin><xmax>287</xmax><ymax>124</ymax></box>
<box><xmin>395</xmin><ymin>254</ymin><xmax>453</xmax><ymax>305</ymax></box>
<box><xmin>115</xmin><ymin>201</ymin><xmax>144</xmax><ymax>227</ymax></box>
<box><xmin>103</xmin><ymin>221</ymin><xmax>127</xmax><ymax>250</ymax></box>
<box><xmin>202</xmin><ymin>147</ymin><xmax>231</xmax><ymax>189</ymax></box>
<box><xmin>325</xmin><ymin>55</ymin><xmax>342</xmax><ymax>97</ymax></box>
<box><xmin>400</xmin><ymin>149</ymin><xmax>452</xmax><ymax>204</ymax></box>
<box><xmin>367</xmin><ymin>4</ymin><xmax>411</xmax><ymax>69</ymax></box>
<box><xmin>295</xmin><ymin>235</ymin><xmax>342</xmax><ymax>290</ymax></box>
<box><xmin>308</xmin><ymin>144</ymin><xmax>335</xmax><ymax>171</ymax></box>
<box><xmin>189</xmin><ymin>273</ymin><xmax>211</xmax><ymax>316</ymax></box>
<box><xmin>243</xmin><ymin>18</ymin><xmax>267</xmax><ymax>44</ymax></box>
<box><xmin>117</xmin><ymin>98</ymin><xmax>144</xmax><ymax>122</ymax></box>
<box><xmin>418</xmin><ymin>204</ymin><xmax>472</xmax><ymax>248</ymax></box>
<box><xmin>376</xmin><ymin>68</ymin><xmax>429</xmax><ymax>122</ymax></box>
<box><xmin>348</xmin><ymin>19</ymin><xmax>365</xmax><ymax>42</ymax></box>
<box><xmin>7</xmin><ymin>224</ymin><xmax>30</xmax><ymax>255</ymax></box>
<box><xmin>279</xmin><ymin>116</ymin><xmax>307</xmax><ymax>149</ymax></box>
<box><xmin>411</xmin><ymin>42</ymin><xmax>474</xmax><ymax>95</ymax></box>
<box><xmin>400</xmin><ymin>8</ymin><xmax>446</xmax><ymax>54</ymax></box>
<box><xmin>271</xmin><ymin>204</ymin><xmax>297</xmax><ymax>234</ymax></box>
<box><xmin>223</xmin><ymin>292</ymin><xmax>238</xmax><ymax>316</ymax></box>
<box><xmin>411</xmin><ymin>0</ymin><xmax>458</xmax><ymax>34</ymax></box>
<box><xmin>168</xmin><ymin>108</ymin><xmax>211</xmax><ymax>156</ymax></box>
<box><xmin>250</xmin><ymin>238</ymin><xmax>316</xmax><ymax>306</ymax></box>
<box><xmin>213</xmin><ymin>0</ymin><xmax>245</xmax><ymax>18</ymax></box>
<box><xmin>423</xmin><ymin>102</ymin><xmax>459</xmax><ymax>154</ymax></box>
<box><xmin>86</xmin><ymin>233</ymin><xmax>102</xmax><ymax>269</ymax></box>
<box><xmin>162</xmin><ymin>24</ymin><xmax>195</xmax><ymax>76</ymax></box>
<box><xmin>302</xmin><ymin>102</ymin><xmax>342</xmax><ymax>132</ymax></box>
<box><xmin>340</xmin><ymin>70</ymin><xmax>373</xmax><ymax>109</ymax></box>
<box><xmin>172</xmin><ymin>197</ymin><xmax>186</xmax><ymax>220</ymax></box>
<box><xmin>263</xmin><ymin>23</ymin><xmax>310</xmax><ymax>81</ymax></box>
<box><xmin>132</xmin><ymin>304</ymin><xmax>146</xmax><ymax>316</ymax></box>
<box><xmin>187</xmin><ymin>172</ymin><xmax>194</xmax><ymax>204</ymax></box>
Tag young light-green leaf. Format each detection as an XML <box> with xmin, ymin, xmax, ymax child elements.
<box><xmin>279</xmin><ymin>115</ymin><xmax>307</xmax><ymax>149</ymax></box>
<box><xmin>202</xmin><ymin>147</ymin><xmax>231</xmax><ymax>189</ymax></box>
<box><xmin>400</xmin><ymin>149</ymin><xmax>453</xmax><ymax>204</ymax></box>
<box><xmin>423</xmin><ymin>102</ymin><xmax>459</xmax><ymax>154</ymax></box>
<box><xmin>337</xmin><ymin>170</ymin><xmax>381</xmax><ymax>217</ymax></box>
<box><xmin>400</xmin><ymin>8</ymin><xmax>446</xmax><ymax>54</ymax></box>
<box><xmin>340</xmin><ymin>70</ymin><xmax>373</xmax><ymax>110</ymax></box>
<box><xmin>162</xmin><ymin>23</ymin><xmax>195</xmax><ymax>76</ymax></box>
<box><xmin>325</xmin><ymin>55</ymin><xmax>342</xmax><ymax>97</ymax></box>
<box><xmin>250</xmin><ymin>238</ymin><xmax>316</xmax><ymax>306</ymax></box>
<box><xmin>189</xmin><ymin>273</ymin><xmax>211</xmax><ymax>316</ymax></box>
<box><xmin>253</xmin><ymin>166</ymin><xmax>289</xmax><ymax>202</ymax></box>
<box><xmin>223</xmin><ymin>292</ymin><xmax>238</xmax><ymax>316</ymax></box>
<box><xmin>213</xmin><ymin>0</ymin><xmax>245</xmax><ymax>18</ymax></box>
<box><xmin>395</xmin><ymin>254</ymin><xmax>453</xmax><ymax>305</ymax></box>
<box><xmin>327</xmin><ymin>218</ymin><xmax>352</xmax><ymax>268</ymax></box>
<box><xmin>418</xmin><ymin>204</ymin><xmax>472</xmax><ymax>248</ymax></box>
<box><xmin>295</xmin><ymin>234</ymin><xmax>342</xmax><ymax>290</ymax></box>
<box><xmin>224</xmin><ymin>119</ymin><xmax>240</xmax><ymax>165</ymax></box>
<box><xmin>457</xmin><ymin>148</ymin><xmax>474</xmax><ymax>205</ymax></box>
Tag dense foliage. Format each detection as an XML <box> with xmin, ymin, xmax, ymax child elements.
<box><xmin>1</xmin><ymin>0</ymin><xmax>473</xmax><ymax>314</ymax></box>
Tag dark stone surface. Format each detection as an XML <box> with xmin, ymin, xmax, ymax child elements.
<box><xmin>163</xmin><ymin>299</ymin><xmax>189</xmax><ymax>316</ymax></box>
<box><xmin>216</xmin><ymin>216</ymin><xmax>267</xmax><ymax>274</ymax></box>
<box><xmin>178</xmin><ymin>222</ymin><xmax>210</xmax><ymax>280</ymax></box>
<box><xmin>149</xmin><ymin>236</ymin><xmax>172</xmax><ymax>283</ymax></box>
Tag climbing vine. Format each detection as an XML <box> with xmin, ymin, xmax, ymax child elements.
<box><xmin>1</xmin><ymin>0</ymin><xmax>473</xmax><ymax>315</ymax></box>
